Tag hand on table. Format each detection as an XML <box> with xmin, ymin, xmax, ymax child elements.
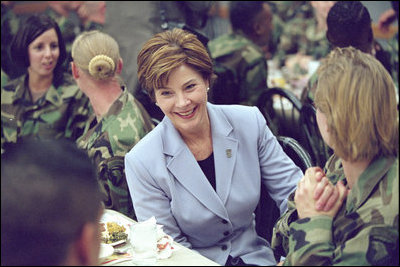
<box><xmin>295</xmin><ymin>167</ymin><xmax>349</xmax><ymax>219</ymax></box>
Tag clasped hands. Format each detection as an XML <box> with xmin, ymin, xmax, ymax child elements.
<box><xmin>295</xmin><ymin>167</ymin><xmax>349</xmax><ymax>219</ymax></box>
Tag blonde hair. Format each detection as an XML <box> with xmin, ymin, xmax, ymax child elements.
<box><xmin>315</xmin><ymin>46</ymin><xmax>398</xmax><ymax>161</ymax></box>
<box><xmin>137</xmin><ymin>28</ymin><xmax>214</xmax><ymax>102</ymax></box>
<box><xmin>71</xmin><ymin>30</ymin><xmax>120</xmax><ymax>80</ymax></box>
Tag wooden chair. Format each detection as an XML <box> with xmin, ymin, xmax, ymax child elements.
<box><xmin>299</xmin><ymin>103</ymin><xmax>333</xmax><ymax>167</ymax></box>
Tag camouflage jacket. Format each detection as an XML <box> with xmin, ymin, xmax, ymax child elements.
<box><xmin>301</xmin><ymin>44</ymin><xmax>399</xmax><ymax>105</ymax></box>
<box><xmin>44</xmin><ymin>8</ymin><xmax>79</xmax><ymax>48</ymax></box>
<box><xmin>44</xmin><ymin>8</ymin><xmax>104</xmax><ymax>72</ymax></box>
<box><xmin>272</xmin><ymin>154</ymin><xmax>399</xmax><ymax>265</ymax></box>
<box><xmin>274</xmin><ymin>17</ymin><xmax>332</xmax><ymax>67</ymax></box>
<box><xmin>207</xmin><ymin>32</ymin><xmax>268</xmax><ymax>106</ymax></box>
<box><xmin>1</xmin><ymin>4</ymin><xmax>21</xmax><ymax>79</ymax></box>
<box><xmin>267</xmin><ymin>1</ymin><xmax>313</xmax><ymax>58</ymax></box>
<box><xmin>1</xmin><ymin>73</ymin><xmax>90</xmax><ymax>154</ymax></box>
<box><xmin>76</xmin><ymin>88</ymin><xmax>154</xmax><ymax>219</ymax></box>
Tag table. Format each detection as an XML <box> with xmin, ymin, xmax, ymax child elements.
<box><xmin>99</xmin><ymin>209</ymin><xmax>220</xmax><ymax>266</ymax></box>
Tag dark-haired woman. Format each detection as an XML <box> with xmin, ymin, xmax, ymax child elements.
<box><xmin>1</xmin><ymin>14</ymin><xmax>90</xmax><ymax>154</ymax></box>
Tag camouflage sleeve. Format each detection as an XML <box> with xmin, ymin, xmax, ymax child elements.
<box><xmin>271</xmin><ymin>155</ymin><xmax>341</xmax><ymax>259</ymax></box>
<box><xmin>271</xmin><ymin>191</ymin><xmax>298</xmax><ymax>257</ymax></box>
<box><xmin>98</xmin><ymin>155</ymin><xmax>136</xmax><ymax>220</ymax></box>
<box><xmin>284</xmin><ymin>215</ymin><xmax>335</xmax><ymax>265</ymax></box>
<box><xmin>284</xmin><ymin>219</ymin><xmax>399</xmax><ymax>266</ymax></box>
<box><xmin>64</xmin><ymin>89</ymin><xmax>91</xmax><ymax>141</ymax></box>
<box><xmin>241</xmin><ymin>58</ymin><xmax>268</xmax><ymax>105</ymax></box>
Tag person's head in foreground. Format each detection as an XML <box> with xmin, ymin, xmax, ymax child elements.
<box><xmin>1</xmin><ymin>138</ymin><xmax>104</xmax><ymax>266</ymax></box>
<box><xmin>314</xmin><ymin>46</ymin><xmax>398</xmax><ymax>162</ymax></box>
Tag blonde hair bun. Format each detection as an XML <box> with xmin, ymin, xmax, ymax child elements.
<box><xmin>88</xmin><ymin>54</ymin><xmax>115</xmax><ymax>80</ymax></box>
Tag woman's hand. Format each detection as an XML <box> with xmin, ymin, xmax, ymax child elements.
<box><xmin>312</xmin><ymin>168</ymin><xmax>339</xmax><ymax>212</ymax></box>
<box><xmin>295</xmin><ymin>167</ymin><xmax>348</xmax><ymax>219</ymax></box>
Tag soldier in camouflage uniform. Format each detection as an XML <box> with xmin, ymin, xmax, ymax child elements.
<box><xmin>75</xmin><ymin>1</ymin><xmax>105</xmax><ymax>32</ymax></box>
<box><xmin>1</xmin><ymin>1</ymin><xmax>23</xmax><ymax>80</ymax></box>
<box><xmin>71</xmin><ymin>30</ymin><xmax>154</xmax><ymax>219</ymax></box>
<box><xmin>266</xmin><ymin>1</ymin><xmax>312</xmax><ymax>60</ymax></box>
<box><xmin>44</xmin><ymin>1</ymin><xmax>104</xmax><ymax>73</ymax></box>
<box><xmin>272</xmin><ymin>47</ymin><xmax>399</xmax><ymax>265</ymax></box>
<box><xmin>1</xmin><ymin>2</ymin><xmax>104</xmax><ymax>81</ymax></box>
<box><xmin>1</xmin><ymin>14</ymin><xmax>90</xmax><ymax>154</ymax></box>
<box><xmin>1</xmin><ymin>73</ymin><xmax>90</xmax><ymax>153</ymax></box>
<box><xmin>207</xmin><ymin>1</ymin><xmax>272</xmax><ymax>106</ymax></box>
<box><xmin>300</xmin><ymin>1</ymin><xmax>389</xmax><ymax>106</ymax></box>
<box><xmin>273</xmin><ymin>1</ymin><xmax>334</xmax><ymax>69</ymax></box>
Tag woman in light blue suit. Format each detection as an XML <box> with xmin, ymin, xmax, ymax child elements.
<box><xmin>125</xmin><ymin>28</ymin><xmax>303</xmax><ymax>266</ymax></box>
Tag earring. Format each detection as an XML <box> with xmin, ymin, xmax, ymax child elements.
<box><xmin>155</xmin><ymin>102</ymin><xmax>159</xmax><ymax>106</ymax></box>
<box><xmin>207</xmin><ymin>87</ymin><xmax>210</xmax><ymax>92</ymax></box>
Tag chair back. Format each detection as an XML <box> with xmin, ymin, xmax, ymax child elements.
<box><xmin>256</xmin><ymin>87</ymin><xmax>303</xmax><ymax>140</ymax></box>
<box><xmin>255</xmin><ymin>136</ymin><xmax>312</xmax><ymax>246</ymax></box>
<box><xmin>276</xmin><ymin>136</ymin><xmax>313</xmax><ymax>172</ymax></box>
<box><xmin>300</xmin><ymin>103</ymin><xmax>332</xmax><ymax>167</ymax></box>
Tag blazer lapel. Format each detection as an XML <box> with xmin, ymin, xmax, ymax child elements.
<box><xmin>162</xmin><ymin>118</ymin><xmax>229</xmax><ymax>220</ymax></box>
<box><xmin>213</xmin><ymin>135</ymin><xmax>238</xmax><ymax>205</ymax></box>
<box><xmin>208</xmin><ymin>104</ymin><xmax>238</xmax><ymax>205</ymax></box>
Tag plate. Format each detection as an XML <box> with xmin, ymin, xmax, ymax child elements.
<box><xmin>99</xmin><ymin>243</ymin><xmax>114</xmax><ymax>259</ymax></box>
<box><xmin>107</xmin><ymin>237</ymin><xmax>127</xmax><ymax>247</ymax></box>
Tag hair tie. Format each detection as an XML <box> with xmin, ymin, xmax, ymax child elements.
<box><xmin>88</xmin><ymin>54</ymin><xmax>115</xmax><ymax>78</ymax></box>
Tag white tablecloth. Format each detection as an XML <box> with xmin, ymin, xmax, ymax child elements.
<box><xmin>100</xmin><ymin>209</ymin><xmax>220</xmax><ymax>266</ymax></box>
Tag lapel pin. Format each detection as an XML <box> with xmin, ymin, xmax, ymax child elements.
<box><xmin>226</xmin><ymin>149</ymin><xmax>232</xmax><ymax>158</ymax></box>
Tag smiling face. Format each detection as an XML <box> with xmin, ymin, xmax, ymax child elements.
<box><xmin>28</xmin><ymin>28</ymin><xmax>60</xmax><ymax>79</ymax></box>
<box><xmin>155</xmin><ymin>64</ymin><xmax>210</xmax><ymax>135</ymax></box>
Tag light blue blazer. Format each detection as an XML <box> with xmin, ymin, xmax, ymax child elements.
<box><xmin>125</xmin><ymin>103</ymin><xmax>303</xmax><ymax>265</ymax></box>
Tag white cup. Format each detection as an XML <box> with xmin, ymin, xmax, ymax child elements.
<box><xmin>130</xmin><ymin>222</ymin><xmax>157</xmax><ymax>265</ymax></box>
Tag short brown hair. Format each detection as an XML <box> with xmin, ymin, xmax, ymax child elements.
<box><xmin>315</xmin><ymin>46</ymin><xmax>398</xmax><ymax>161</ymax></box>
<box><xmin>137</xmin><ymin>28</ymin><xmax>214</xmax><ymax>102</ymax></box>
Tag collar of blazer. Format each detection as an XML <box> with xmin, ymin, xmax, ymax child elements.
<box><xmin>162</xmin><ymin>103</ymin><xmax>239</xmax><ymax>218</ymax></box>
